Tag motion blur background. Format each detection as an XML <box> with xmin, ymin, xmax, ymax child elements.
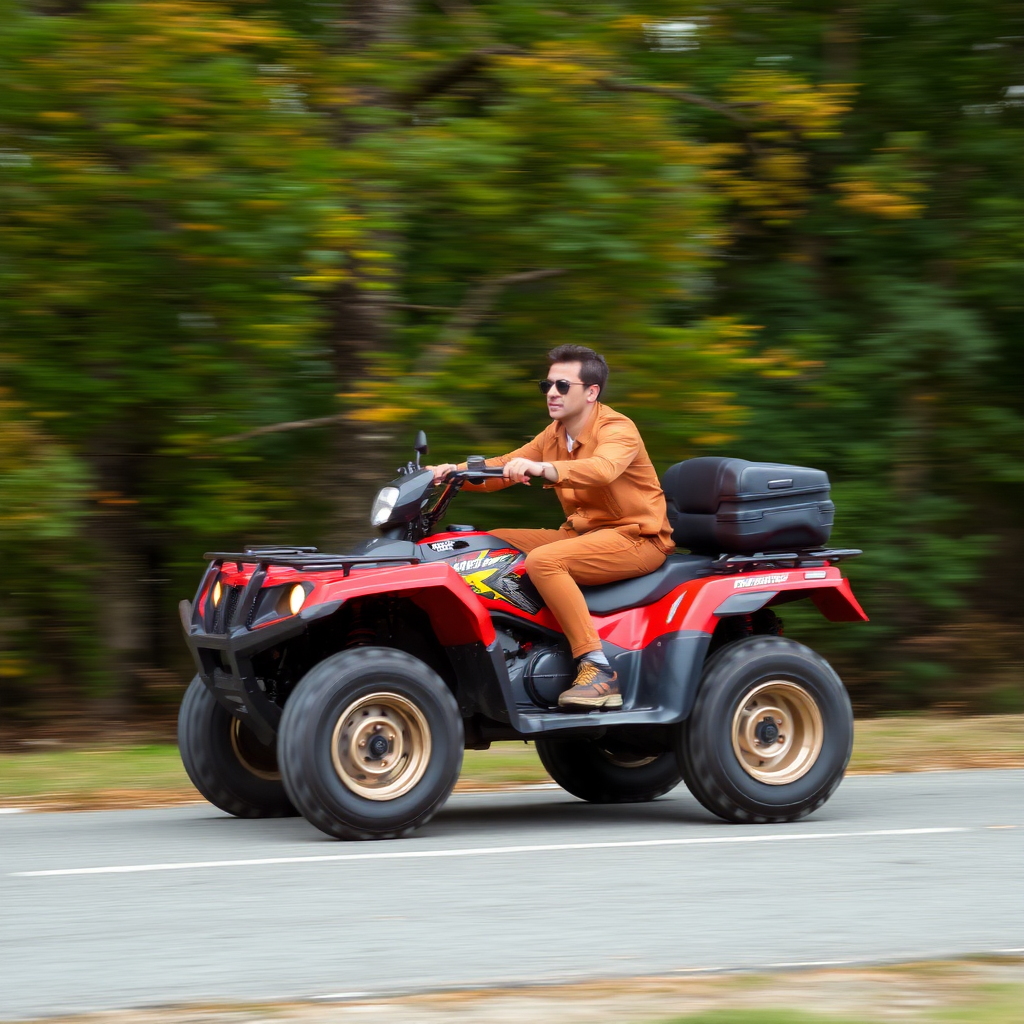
<box><xmin>1</xmin><ymin>0</ymin><xmax>1021</xmax><ymax>730</ymax></box>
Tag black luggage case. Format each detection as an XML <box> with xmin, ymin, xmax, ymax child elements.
<box><xmin>662</xmin><ymin>457</ymin><xmax>834</xmax><ymax>555</ymax></box>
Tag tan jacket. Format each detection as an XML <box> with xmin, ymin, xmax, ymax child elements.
<box><xmin>465</xmin><ymin>403</ymin><xmax>675</xmax><ymax>553</ymax></box>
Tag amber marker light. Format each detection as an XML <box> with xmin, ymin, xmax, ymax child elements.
<box><xmin>212</xmin><ymin>581</ymin><xmax>223</xmax><ymax>607</ymax></box>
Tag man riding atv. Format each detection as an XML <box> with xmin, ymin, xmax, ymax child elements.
<box><xmin>179</xmin><ymin>343</ymin><xmax>863</xmax><ymax>839</ymax></box>
<box><xmin>429</xmin><ymin>344</ymin><xmax>674</xmax><ymax>710</ymax></box>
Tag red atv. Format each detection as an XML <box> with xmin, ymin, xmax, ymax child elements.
<box><xmin>178</xmin><ymin>432</ymin><xmax>866</xmax><ymax>840</ymax></box>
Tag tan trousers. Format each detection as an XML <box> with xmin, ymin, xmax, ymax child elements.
<box><xmin>490</xmin><ymin>525</ymin><xmax>668</xmax><ymax>659</ymax></box>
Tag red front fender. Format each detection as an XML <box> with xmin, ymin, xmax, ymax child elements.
<box><xmin>313</xmin><ymin>563</ymin><xmax>496</xmax><ymax>646</ymax></box>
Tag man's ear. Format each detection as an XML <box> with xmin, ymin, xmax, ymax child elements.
<box><xmin>586</xmin><ymin>384</ymin><xmax>600</xmax><ymax>404</ymax></box>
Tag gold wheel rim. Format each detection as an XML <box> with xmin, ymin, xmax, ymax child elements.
<box><xmin>731</xmin><ymin>680</ymin><xmax>824</xmax><ymax>785</ymax></box>
<box><xmin>230</xmin><ymin>718</ymin><xmax>281</xmax><ymax>782</ymax></box>
<box><xmin>597</xmin><ymin>744</ymin><xmax>658</xmax><ymax>769</ymax></box>
<box><xmin>330</xmin><ymin>692</ymin><xmax>432</xmax><ymax>801</ymax></box>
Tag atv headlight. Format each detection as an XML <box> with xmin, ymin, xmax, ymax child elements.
<box><xmin>370</xmin><ymin>486</ymin><xmax>400</xmax><ymax>527</ymax></box>
<box><xmin>212</xmin><ymin>580</ymin><xmax>223</xmax><ymax>607</ymax></box>
<box><xmin>288</xmin><ymin>583</ymin><xmax>306</xmax><ymax>616</ymax></box>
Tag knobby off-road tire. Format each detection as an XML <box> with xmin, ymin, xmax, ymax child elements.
<box><xmin>536</xmin><ymin>734</ymin><xmax>682</xmax><ymax>804</ymax></box>
<box><xmin>177</xmin><ymin>675</ymin><xmax>297</xmax><ymax>818</ymax></box>
<box><xmin>279</xmin><ymin>647</ymin><xmax>463</xmax><ymax>840</ymax></box>
<box><xmin>676</xmin><ymin>636</ymin><xmax>853</xmax><ymax>824</ymax></box>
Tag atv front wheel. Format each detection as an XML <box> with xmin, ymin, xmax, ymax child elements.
<box><xmin>677</xmin><ymin>636</ymin><xmax>853</xmax><ymax>823</ymax></box>
<box><xmin>177</xmin><ymin>675</ymin><xmax>297</xmax><ymax>818</ymax></box>
<box><xmin>279</xmin><ymin>647</ymin><xmax>463</xmax><ymax>840</ymax></box>
<box><xmin>536</xmin><ymin>732</ymin><xmax>682</xmax><ymax>804</ymax></box>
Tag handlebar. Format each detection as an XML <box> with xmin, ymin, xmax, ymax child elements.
<box><xmin>420</xmin><ymin>459</ymin><xmax>504</xmax><ymax>537</ymax></box>
<box><xmin>448</xmin><ymin>465</ymin><xmax>506</xmax><ymax>482</ymax></box>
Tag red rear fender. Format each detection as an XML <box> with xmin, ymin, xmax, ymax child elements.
<box><xmin>674</xmin><ymin>567</ymin><xmax>868</xmax><ymax>634</ymax></box>
<box><xmin>588</xmin><ymin>567</ymin><xmax>866</xmax><ymax>651</ymax></box>
<box><xmin>808</xmin><ymin>577</ymin><xmax>869</xmax><ymax>622</ymax></box>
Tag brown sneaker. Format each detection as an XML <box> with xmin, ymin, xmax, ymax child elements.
<box><xmin>558</xmin><ymin>660</ymin><xmax>622</xmax><ymax>709</ymax></box>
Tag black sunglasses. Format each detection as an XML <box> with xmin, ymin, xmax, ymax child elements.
<box><xmin>538</xmin><ymin>379</ymin><xmax>591</xmax><ymax>396</ymax></box>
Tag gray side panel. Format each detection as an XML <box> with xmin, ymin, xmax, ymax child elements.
<box><xmin>638</xmin><ymin>631</ymin><xmax>711</xmax><ymax>720</ymax></box>
<box><xmin>446</xmin><ymin>641</ymin><xmax>511</xmax><ymax>723</ymax></box>
<box><xmin>507</xmin><ymin>631</ymin><xmax>710</xmax><ymax>734</ymax></box>
<box><xmin>714</xmin><ymin>590</ymin><xmax>779</xmax><ymax>616</ymax></box>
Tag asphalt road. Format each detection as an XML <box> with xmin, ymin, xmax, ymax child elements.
<box><xmin>1</xmin><ymin>769</ymin><xmax>1022</xmax><ymax>1020</ymax></box>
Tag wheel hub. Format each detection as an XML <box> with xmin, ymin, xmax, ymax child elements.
<box><xmin>731</xmin><ymin>680</ymin><xmax>824</xmax><ymax>785</ymax></box>
<box><xmin>755</xmin><ymin>715</ymin><xmax>779</xmax><ymax>746</ymax></box>
<box><xmin>367</xmin><ymin>733</ymin><xmax>390</xmax><ymax>759</ymax></box>
<box><xmin>331</xmin><ymin>692</ymin><xmax>431</xmax><ymax>801</ymax></box>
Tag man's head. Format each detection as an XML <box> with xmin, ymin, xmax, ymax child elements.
<box><xmin>542</xmin><ymin>344</ymin><xmax>608</xmax><ymax>425</ymax></box>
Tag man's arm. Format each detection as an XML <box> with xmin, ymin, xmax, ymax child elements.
<box><xmin>546</xmin><ymin>431</ymin><xmax>640</xmax><ymax>488</ymax></box>
<box><xmin>429</xmin><ymin>430</ymin><xmax>551</xmax><ymax>491</ymax></box>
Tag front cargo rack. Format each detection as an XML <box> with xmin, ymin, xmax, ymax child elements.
<box><xmin>710</xmin><ymin>548</ymin><xmax>862</xmax><ymax>573</ymax></box>
<box><xmin>204</xmin><ymin>546</ymin><xmax>421</xmax><ymax>577</ymax></box>
<box><xmin>189</xmin><ymin>547</ymin><xmax>424</xmax><ymax>636</ymax></box>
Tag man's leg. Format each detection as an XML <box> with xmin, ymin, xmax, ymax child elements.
<box><xmin>523</xmin><ymin>529</ymin><xmax>667</xmax><ymax>708</ymax></box>
<box><xmin>489</xmin><ymin>527</ymin><xmax>571</xmax><ymax>553</ymax></box>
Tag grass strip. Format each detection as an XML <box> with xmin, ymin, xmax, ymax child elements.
<box><xmin>8</xmin><ymin>959</ymin><xmax>1023</xmax><ymax>1023</ymax></box>
<box><xmin>1</xmin><ymin>714</ymin><xmax>1021</xmax><ymax>809</ymax></box>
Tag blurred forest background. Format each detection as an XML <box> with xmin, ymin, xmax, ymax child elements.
<box><xmin>1</xmin><ymin>0</ymin><xmax>1021</xmax><ymax>727</ymax></box>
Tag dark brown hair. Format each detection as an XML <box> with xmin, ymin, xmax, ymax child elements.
<box><xmin>547</xmin><ymin>344</ymin><xmax>609</xmax><ymax>397</ymax></box>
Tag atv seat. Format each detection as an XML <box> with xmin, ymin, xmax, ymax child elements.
<box><xmin>581</xmin><ymin>553</ymin><xmax>713</xmax><ymax>615</ymax></box>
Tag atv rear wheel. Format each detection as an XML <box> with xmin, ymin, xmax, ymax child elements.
<box><xmin>177</xmin><ymin>675</ymin><xmax>297</xmax><ymax>818</ymax></box>
<box><xmin>279</xmin><ymin>647</ymin><xmax>463</xmax><ymax>840</ymax></box>
<box><xmin>536</xmin><ymin>732</ymin><xmax>682</xmax><ymax>804</ymax></box>
<box><xmin>677</xmin><ymin>636</ymin><xmax>852</xmax><ymax>823</ymax></box>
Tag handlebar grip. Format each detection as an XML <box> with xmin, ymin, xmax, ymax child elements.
<box><xmin>456</xmin><ymin>457</ymin><xmax>505</xmax><ymax>479</ymax></box>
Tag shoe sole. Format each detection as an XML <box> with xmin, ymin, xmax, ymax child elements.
<box><xmin>558</xmin><ymin>694</ymin><xmax>623</xmax><ymax>709</ymax></box>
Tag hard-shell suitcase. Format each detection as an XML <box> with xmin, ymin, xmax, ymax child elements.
<box><xmin>662</xmin><ymin>456</ymin><xmax>834</xmax><ymax>555</ymax></box>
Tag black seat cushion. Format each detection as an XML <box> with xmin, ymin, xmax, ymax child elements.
<box><xmin>580</xmin><ymin>553</ymin><xmax>713</xmax><ymax>615</ymax></box>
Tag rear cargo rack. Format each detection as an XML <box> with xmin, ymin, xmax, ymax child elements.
<box><xmin>710</xmin><ymin>548</ymin><xmax>862</xmax><ymax>573</ymax></box>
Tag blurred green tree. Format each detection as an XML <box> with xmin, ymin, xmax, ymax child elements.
<box><xmin>1</xmin><ymin>2</ymin><xmax>343</xmax><ymax>707</ymax></box>
<box><xmin>626</xmin><ymin>0</ymin><xmax>1024</xmax><ymax>706</ymax></box>
<box><xmin>1</xmin><ymin>0</ymin><xmax>1020</xmax><ymax>716</ymax></box>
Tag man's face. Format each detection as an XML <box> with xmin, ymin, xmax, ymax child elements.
<box><xmin>545</xmin><ymin>361</ymin><xmax>599</xmax><ymax>423</ymax></box>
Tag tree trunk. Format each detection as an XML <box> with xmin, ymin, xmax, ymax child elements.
<box><xmin>326</xmin><ymin>279</ymin><xmax>403</xmax><ymax>548</ymax></box>
<box><xmin>335</xmin><ymin>0</ymin><xmax>411</xmax><ymax>51</ymax></box>
<box><xmin>86</xmin><ymin>446</ymin><xmax>150</xmax><ymax>719</ymax></box>
<box><xmin>319</xmin><ymin>1</ymin><xmax>412</xmax><ymax>550</ymax></box>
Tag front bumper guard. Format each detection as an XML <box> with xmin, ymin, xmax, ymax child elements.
<box><xmin>180</xmin><ymin>548</ymin><xmax>419</xmax><ymax>743</ymax></box>
<box><xmin>180</xmin><ymin>596</ymin><xmax>343</xmax><ymax>743</ymax></box>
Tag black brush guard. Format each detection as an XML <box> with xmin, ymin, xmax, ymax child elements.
<box><xmin>179</xmin><ymin>546</ymin><xmax>421</xmax><ymax>742</ymax></box>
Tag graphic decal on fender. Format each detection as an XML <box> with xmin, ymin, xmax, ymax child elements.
<box><xmin>487</xmin><ymin>571</ymin><xmax>542</xmax><ymax>614</ymax></box>
<box><xmin>733</xmin><ymin>572</ymin><xmax>790</xmax><ymax>589</ymax></box>
<box><xmin>444</xmin><ymin>548</ymin><xmax>542</xmax><ymax>614</ymax></box>
<box><xmin>451</xmin><ymin>551</ymin><xmax>511</xmax><ymax>574</ymax></box>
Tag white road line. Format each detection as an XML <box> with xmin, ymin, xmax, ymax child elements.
<box><xmin>313</xmin><ymin>992</ymin><xmax>375</xmax><ymax>1001</ymax></box>
<box><xmin>10</xmin><ymin>827</ymin><xmax>969</xmax><ymax>878</ymax></box>
<box><xmin>766</xmin><ymin>959</ymin><xmax>855</xmax><ymax>968</ymax></box>
<box><xmin>0</xmin><ymin>808</ymin><xmax>28</xmax><ymax>815</ymax></box>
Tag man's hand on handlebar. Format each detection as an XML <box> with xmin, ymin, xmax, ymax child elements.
<box><xmin>503</xmin><ymin>458</ymin><xmax>558</xmax><ymax>486</ymax></box>
<box><xmin>427</xmin><ymin>459</ymin><xmax>556</xmax><ymax>486</ymax></box>
<box><xmin>427</xmin><ymin>463</ymin><xmax>459</xmax><ymax>485</ymax></box>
